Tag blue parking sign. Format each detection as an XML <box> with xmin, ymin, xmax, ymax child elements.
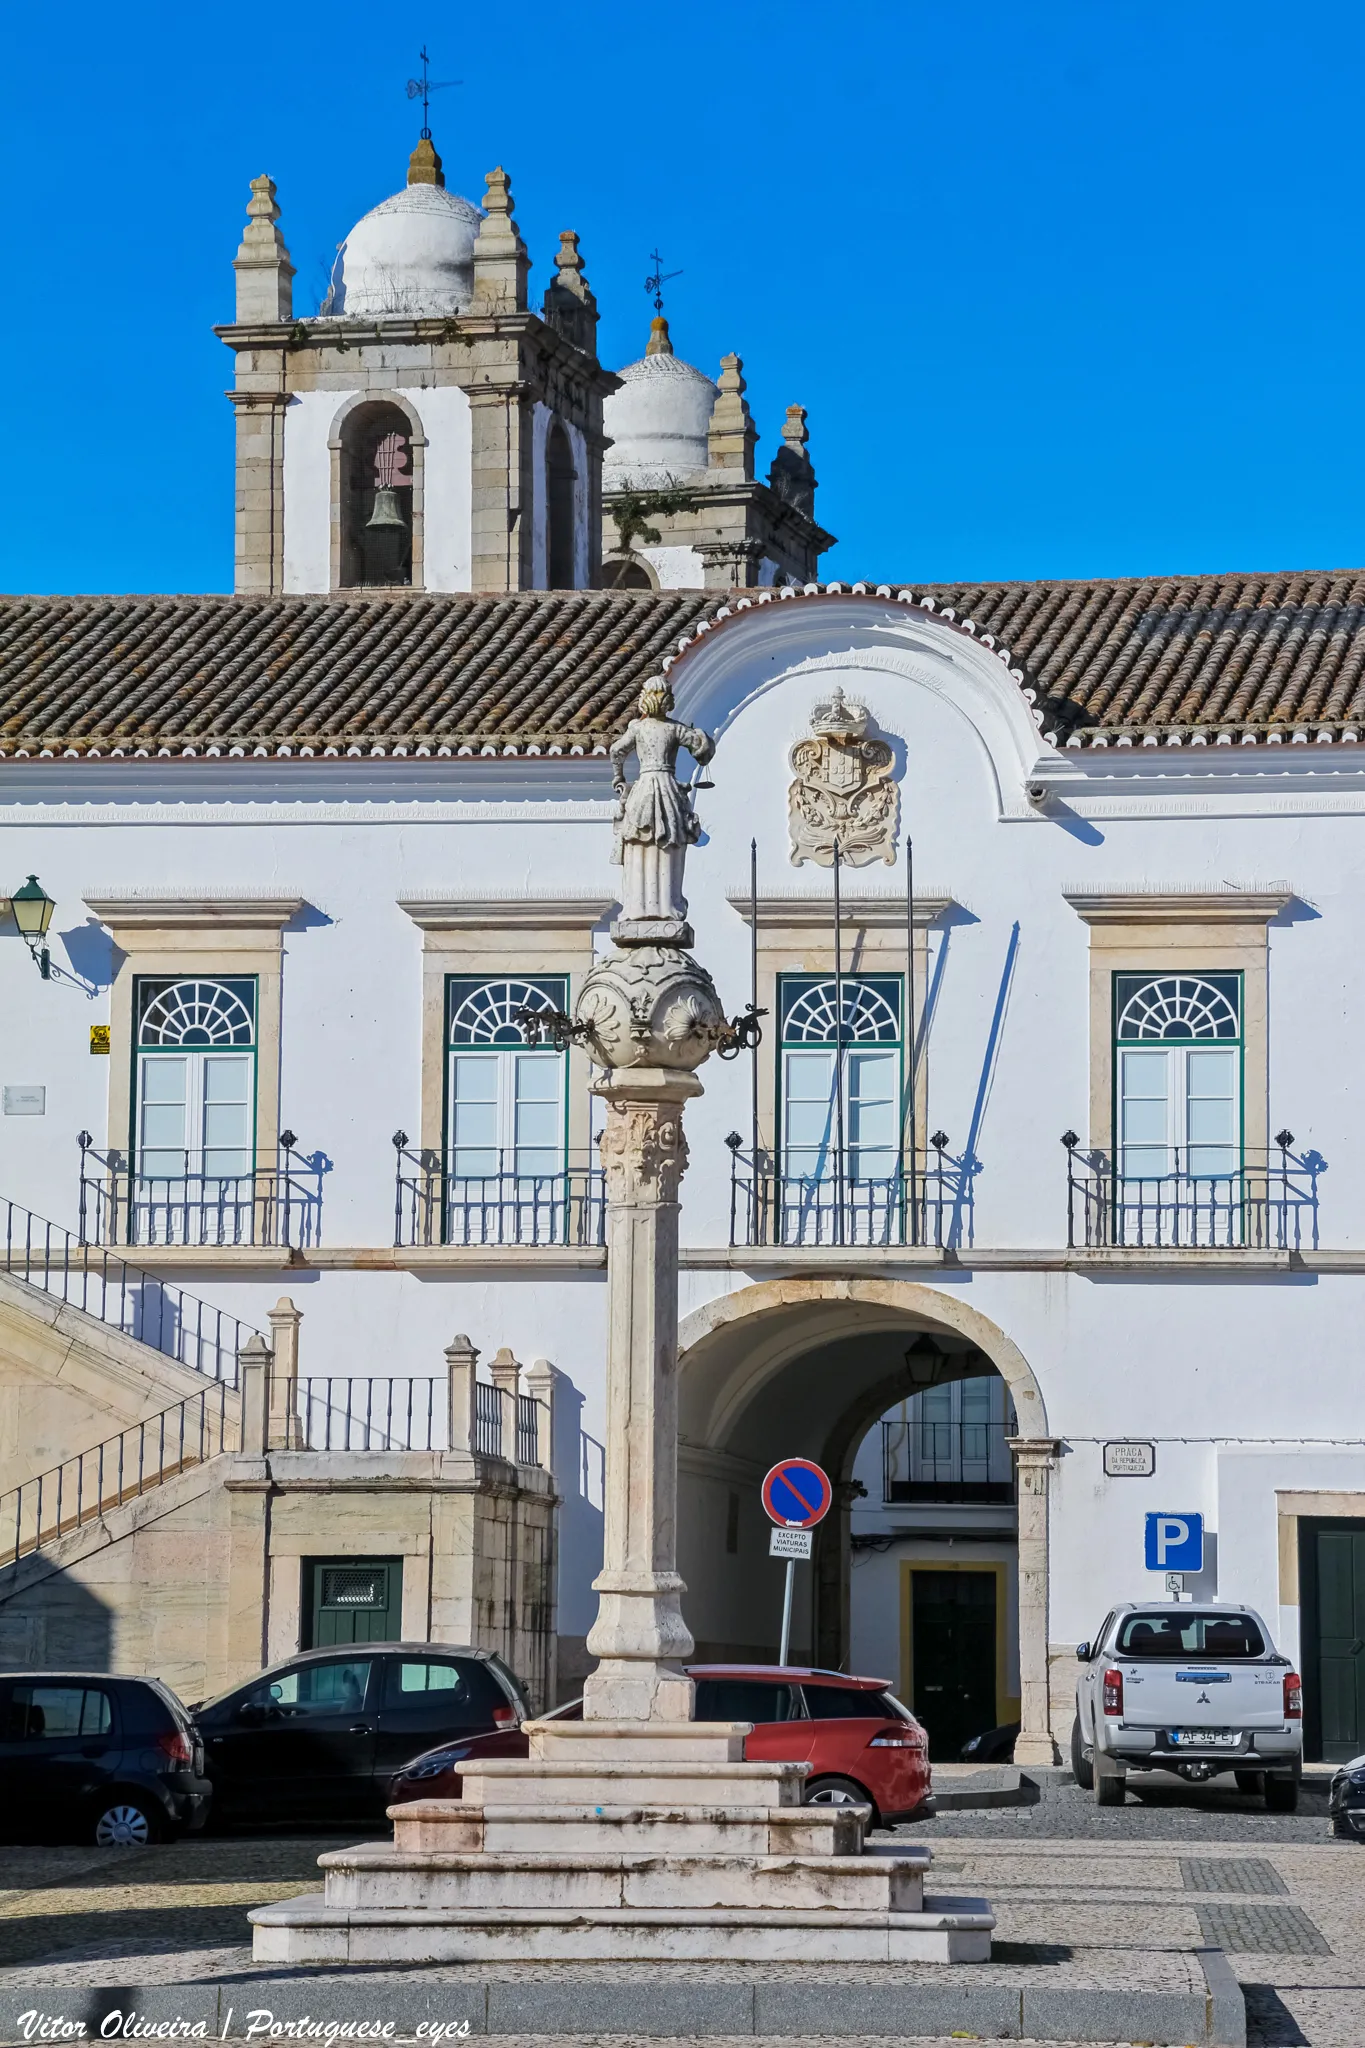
<box><xmin>1145</xmin><ymin>1512</ymin><xmax>1204</xmax><ymax>1573</ymax></box>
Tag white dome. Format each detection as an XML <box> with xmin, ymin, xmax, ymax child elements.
<box><xmin>324</xmin><ymin>183</ymin><xmax>483</xmax><ymax>319</ymax></box>
<box><xmin>603</xmin><ymin>341</ymin><xmax>718</xmax><ymax>488</ymax></box>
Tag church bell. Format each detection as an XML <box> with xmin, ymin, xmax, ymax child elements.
<box><xmin>366</xmin><ymin>485</ymin><xmax>406</xmax><ymax>533</ymax></box>
<box><xmin>362</xmin><ymin>486</ymin><xmax>410</xmax><ymax>584</ymax></box>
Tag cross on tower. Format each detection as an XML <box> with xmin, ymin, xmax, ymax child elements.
<box><xmin>644</xmin><ymin>249</ymin><xmax>683</xmax><ymax>316</ymax></box>
<box><xmin>406</xmin><ymin>47</ymin><xmax>462</xmax><ymax>140</ymax></box>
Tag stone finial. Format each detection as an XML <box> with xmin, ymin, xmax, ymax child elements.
<box><xmin>542</xmin><ymin>230</ymin><xmax>598</xmax><ymax>350</ymax></box>
<box><xmin>407</xmin><ymin>135</ymin><xmax>445</xmax><ymax>188</ymax></box>
<box><xmin>645</xmin><ymin>315</ymin><xmax>674</xmax><ymax>358</ymax></box>
<box><xmin>707</xmin><ymin>354</ymin><xmax>758</xmax><ymax>478</ymax></box>
<box><xmin>553</xmin><ymin>231</ymin><xmax>592</xmax><ymax>305</ymax></box>
<box><xmin>488</xmin><ymin>1346</ymin><xmax>522</xmax><ymax>1464</ymax></box>
<box><xmin>233</xmin><ymin>174</ymin><xmax>295</xmax><ymax>324</ymax></box>
<box><xmin>767</xmin><ymin>402</ymin><xmax>817</xmax><ymax>516</ymax></box>
<box><xmin>445</xmin><ymin>1333</ymin><xmax>480</xmax><ymax>1456</ymax></box>
<box><xmin>522</xmin><ymin>1357</ymin><xmax>558</xmax><ymax>1472</ymax></box>
<box><xmin>266</xmin><ymin>1295</ymin><xmax>303</xmax><ymax>1449</ymax></box>
<box><xmin>237</xmin><ymin>1330</ymin><xmax>273</xmax><ymax>1454</ymax></box>
<box><xmin>473</xmin><ymin>166</ymin><xmax>530</xmax><ymax>312</ymax></box>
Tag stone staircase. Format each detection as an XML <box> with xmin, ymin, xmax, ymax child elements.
<box><xmin>252</xmin><ymin>1717</ymin><xmax>994</xmax><ymax>1965</ymax></box>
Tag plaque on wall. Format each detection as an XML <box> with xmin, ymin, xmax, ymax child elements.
<box><xmin>2</xmin><ymin>1085</ymin><xmax>45</xmax><ymax>1116</ymax></box>
<box><xmin>1103</xmin><ymin>1440</ymin><xmax>1156</xmax><ymax>1478</ymax></box>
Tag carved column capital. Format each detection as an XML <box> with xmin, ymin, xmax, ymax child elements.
<box><xmin>593</xmin><ymin>1067</ymin><xmax>703</xmax><ymax>1206</ymax></box>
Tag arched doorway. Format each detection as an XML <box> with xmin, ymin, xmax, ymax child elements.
<box><xmin>676</xmin><ymin>1278</ymin><xmax>1058</xmax><ymax>1764</ymax></box>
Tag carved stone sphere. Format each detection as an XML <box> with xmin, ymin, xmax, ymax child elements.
<box><xmin>576</xmin><ymin>947</ymin><xmax>727</xmax><ymax>1072</ymax></box>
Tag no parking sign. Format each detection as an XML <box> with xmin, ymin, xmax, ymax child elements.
<box><xmin>761</xmin><ymin>1458</ymin><xmax>833</xmax><ymax>1529</ymax></box>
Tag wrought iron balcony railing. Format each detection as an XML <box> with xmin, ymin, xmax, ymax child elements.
<box><xmin>725</xmin><ymin>1139</ymin><xmax>969</xmax><ymax>1249</ymax></box>
<box><xmin>882</xmin><ymin>1417</ymin><xmax>1017</xmax><ymax>1504</ymax></box>
<box><xmin>294</xmin><ymin>1375</ymin><xmax>548</xmax><ymax>1461</ymax></box>
<box><xmin>78</xmin><ymin>1134</ymin><xmax>325</xmax><ymax>1249</ymax></box>
<box><xmin>392</xmin><ymin>1137</ymin><xmax>606</xmax><ymax>1248</ymax></box>
<box><xmin>1062</xmin><ymin>1134</ymin><xmax>1323</xmax><ymax>1250</ymax></box>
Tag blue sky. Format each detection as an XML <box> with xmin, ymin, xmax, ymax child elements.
<box><xmin>2</xmin><ymin>1</ymin><xmax>1362</xmax><ymax>593</ymax></box>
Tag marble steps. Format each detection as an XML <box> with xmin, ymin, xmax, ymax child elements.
<box><xmin>454</xmin><ymin>1756</ymin><xmax>810</xmax><ymax>1810</ymax></box>
<box><xmin>391</xmin><ymin>1798</ymin><xmax>864</xmax><ymax>1857</ymax></box>
<box><xmin>249</xmin><ymin>1895</ymin><xmax>996</xmax><ymax>1965</ymax></box>
<box><xmin>316</xmin><ymin>1844</ymin><xmax>932</xmax><ymax>1913</ymax></box>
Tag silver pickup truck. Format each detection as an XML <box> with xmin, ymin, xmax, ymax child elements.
<box><xmin>1072</xmin><ymin>1601</ymin><xmax>1303</xmax><ymax>1809</ymax></box>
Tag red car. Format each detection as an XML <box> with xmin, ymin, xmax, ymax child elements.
<box><xmin>390</xmin><ymin>1664</ymin><xmax>931</xmax><ymax>1828</ymax></box>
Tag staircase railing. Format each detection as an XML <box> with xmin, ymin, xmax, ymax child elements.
<box><xmin>1</xmin><ymin>1382</ymin><xmax>237</xmax><ymax>1568</ymax></box>
<box><xmin>1</xmin><ymin>1197</ymin><xmax>258</xmax><ymax>1383</ymax></box>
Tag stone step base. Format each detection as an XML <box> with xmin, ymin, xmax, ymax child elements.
<box><xmin>525</xmin><ymin>1719</ymin><xmax>749</xmax><ymax>1764</ymax></box>
<box><xmin>457</xmin><ymin>1758</ymin><xmax>810</xmax><ymax>1811</ymax></box>
<box><xmin>391</xmin><ymin>1801</ymin><xmax>863</xmax><ymax>1858</ymax></box>
<box><xmin>316</xmin><ymin>1846</ymin><xmax>930</xmax><ymax>1914</ymax></box>
<box><xmin>249</xmin><ymin>1895</ymin><xmax>995</xmax><ymax>1966</ymax></box>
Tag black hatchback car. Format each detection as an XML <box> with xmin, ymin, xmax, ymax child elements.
<box><xmin>0</xmin><ymin>1671</ymin><xmax>211</xmax><ymax>1845</ymax></box>
<box><xmin>191</xmin><ymin>1642</ymin><xmax>527</xmax><ymax>1825</ymax></box>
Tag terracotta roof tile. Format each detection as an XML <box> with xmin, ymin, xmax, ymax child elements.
<box><xmin>5</xmin><ymin>573</ymin><xmax>1365</xmax><ymax>760</ymax></box>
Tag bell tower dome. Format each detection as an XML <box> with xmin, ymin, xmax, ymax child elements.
<box><xmin>217</xmin><ymin>142</ymin><xmax>618</xmax><ymax>595</ymax></box>
<box><xmin>600</xmin><ymin>318</ymin><xmax>834</xmax><ymax>591</ymax></box>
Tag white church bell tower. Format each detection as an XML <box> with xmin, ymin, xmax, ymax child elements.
<box><xmin>218</xmin><ymin>136</ymin><xmax>616</xmax><ymax>595</ymax></box>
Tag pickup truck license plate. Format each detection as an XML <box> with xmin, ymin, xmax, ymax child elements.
<box><xmin>1168</xmin><ymin>1729</ymin><xmax>1239</xmax><ymax>1747</ymax></box>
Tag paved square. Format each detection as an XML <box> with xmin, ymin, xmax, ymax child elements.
<box><xmin>0</xmin><ymin>1781</ymin><xmax>1362</xmax><ymax>2047</ymax></box>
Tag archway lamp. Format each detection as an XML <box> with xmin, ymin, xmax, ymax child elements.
<box><xmin>10</xmin><ymin>874</ymin><xmax>55</xmax><ymax>979</ymax></box>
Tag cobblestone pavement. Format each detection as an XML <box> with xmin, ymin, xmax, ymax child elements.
<box><xmin>918</xmin><ymin>1761</ymin><xmax>1337</xmax><ymax>1841</ymax></box>
<box><xmin>0</xmin><ymin>1824</ymin><xmax>1362</xmax><ymax>2045</ymax></box>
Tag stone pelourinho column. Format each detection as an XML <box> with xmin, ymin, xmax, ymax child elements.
<box><xmin>582</xmin><ymin>1066</ymin><xmax>703</xmax><ymax>1721</ymax></box>
<box><xmin>1007</xmin><ymin>1436</ymin><xmax>1062</xmax><ymax>1766</ymax></box>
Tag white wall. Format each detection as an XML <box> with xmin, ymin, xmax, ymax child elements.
<box><xmin>282</xmin><ymin>393</ymin><xmax>333</xmax><ymax>592</ymax></box>
<box><xmin>282</xmin><ymin>384</ymin><xmax>472</xmax><ymax>593</ymax></box>
<box><xmin>642</xmin><ymin>545</ymin><xmax>703</xmax><ymax>589</ymax></box>
<box><xmin>7</xmin><ymin>598</ymin><xmax>1365</xmax><ymax>1683</ymax></box>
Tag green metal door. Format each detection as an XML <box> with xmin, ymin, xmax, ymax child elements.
<box><xmin>1304</xmin><ymin>1522</ymin><xmax>1365</xmax><ymax>1762</ymax></box>
<box><xmin>304</xmin><ymin>1559</ymin><xmax>403</xmax><ymax>1648</ymax></box>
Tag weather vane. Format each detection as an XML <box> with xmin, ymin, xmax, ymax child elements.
<box><xmin>644</xmin><ymin>249</ymin><xmax>683</xmax><ymax>316</ymax></box>
<box><xmin>406</xmin><ymin>46</ymin><xmax>462</xmax><ymax>139</ymax></box>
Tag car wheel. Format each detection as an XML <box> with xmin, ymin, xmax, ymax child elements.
<box><xmin>804</xmin><ymin>1776</ymin><xmax>878</xmax><ymax>1827</ymax></box>
<box><xmin>93</xmin><ymin>1798</ymin><xmax>161</xmax><ymax>1847</ymax></box>
<box><xmin>1234</xmin><ymin>1770</ymin><xmax>1264</xmax><ymax>1795</ymax></box>
<box><xmin>1070</xmin><ymin>1716</ymin><xmax>1094</xmax><ymax>1791</ymax></box>
<box><xmin>1265</xmin><ymin>1774</ymin><xmax>1299</xmax><ymax>1813</ymax></box>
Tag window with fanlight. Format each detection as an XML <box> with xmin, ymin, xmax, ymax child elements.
<box><xmin>133</xmin><ymin>977</ymin><xmax>257</xmax><ymax>1185</ymax></box>
<box><xmin>778</xmin><ymin>974</ymin><xmax>903</xmax><ymax>1183</ymax></box>
<box><xmin>1113</xmin><ymin>972</ymin><xmax>1242</xmax><ymax>1181</ymax></box>
<box><xmin>445</xmin><ymin>976</ymin><xmax>569</xmax><ymax>1184</ymax></box>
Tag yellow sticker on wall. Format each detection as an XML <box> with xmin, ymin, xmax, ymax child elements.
<box><xmin>89</xmin><ymin>1025</ymin><xmax>111</xmax><ymax>1055</ymax></box>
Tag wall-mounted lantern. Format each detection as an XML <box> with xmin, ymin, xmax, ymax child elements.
<box><xmin>9</xmin><ymin>874</ymin><xmax>55</xmax><ymax>978</ymax></box>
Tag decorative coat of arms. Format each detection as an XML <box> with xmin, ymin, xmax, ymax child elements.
<box><xmin>788</xmin><ymin>688</ymin><xmax>899</xmax><ymax>867</ymax></box>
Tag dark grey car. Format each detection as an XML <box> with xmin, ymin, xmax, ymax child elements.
<box><xmin>0</xmin><ymin>1670</ymin><xmax>211</xmax><ymax>1844</ymax></box>
<box><xmin>190</xmin><ymin>1641</ymin><xmax>528</xmax><ymax>1825</ymax></box>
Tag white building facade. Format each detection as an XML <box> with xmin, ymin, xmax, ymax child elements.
<box><xmin>1</xmin><ymin>138</ymin><xmax>1364</xmax><ymax>1765</ymax></box>
<box><xmin>4</xmin><ymin>577</ymin><xmax>1365</xmax><ymax>1765</ymax></box>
